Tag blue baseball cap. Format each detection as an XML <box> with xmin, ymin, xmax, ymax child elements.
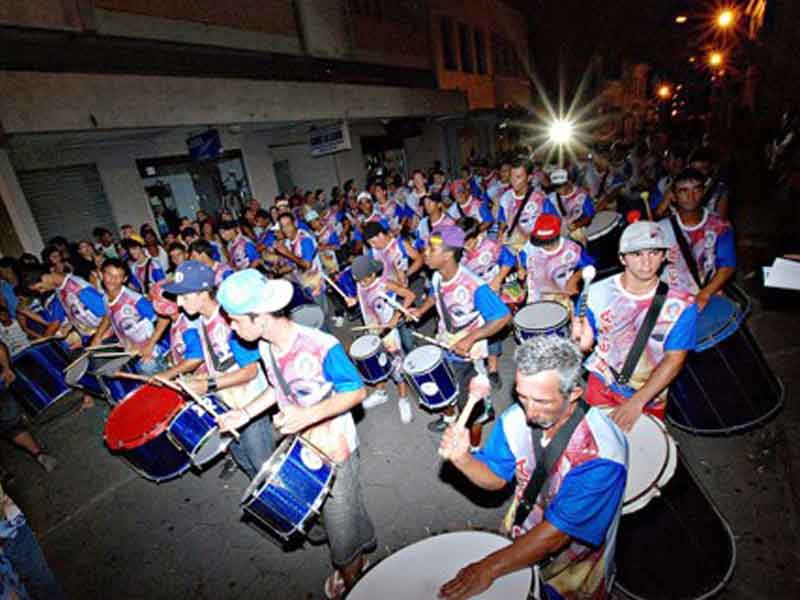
<box><xmin>217</xmin><ymin>269</ymin><xmax>294</xmax><ymax>315</ymax></box>
<box><xmin>162</xmin><ymin>260</ymin><xmax>215</xmax><ymax>295</ymax></box>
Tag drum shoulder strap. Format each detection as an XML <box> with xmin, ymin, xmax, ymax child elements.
<box><xmin>507</xmin><ymin>186</ymin><xmax>534</xmax><ymax>236</ymax></box>
<box><xmin>614</xmin><ymin>281</ymin><xmax>669</xmax><ymax>386</ymax></box>
<box><xmin>514</xmin><ymin>399</ymin><xmax>589</xmax><ymax>528</ymax></box>
<box><xmin>434</xmin><ymin>280</ymin><xmax>457</xmax><ymax>335</ymax></box>
<box><xmin>201</xmin><ymin>322</ymin><xmax>236</xmax><ymax>373</ymax></box>
<box><xmin>554</xmin><ymin>192</ymin><xmax>567</xmax><ymax>218</ymax></box>
<box><xmin>267</xmin><ymin>342</ymin><xmax>295</xmax><ymax>403</ymax></box>
<box><xmin>668</xmin><ymin>215</ymin><xmax>705</xmax><ymax>289</ymax></box>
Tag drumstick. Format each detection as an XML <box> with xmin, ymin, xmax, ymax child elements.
<box><xmin>91</xmin><ymin>351</ymin><xmax>135</xmax><ymax>358</ymax></box>
<box><xmin>351</xmin><ymin>324</ymin><xmax>384</xmax><ymax>332</ymax></box>
<box><xmin>175</xmin><ymin>378</ymin><xmax>240</xmax><ymax>441</ymax></box>
<box><xmin>64</xmin><ymin>351</ymin><xmax>90</xmax><ymax>373</ymax></box>
<box><xmin>577</xmin><ymin>265</ymin><xmax>597</xmax><ymax>319</ymax></box>
<box><xmin>379</xmin><ymin>293</ymin><xmax>419</xmax><ymax>322</ymax></box>
<box><xmin>411</xmin><ymin>330</ymin><xmax>450</xmax><ymax>350</ymax></box>
<box><xmin>439</xmin><ymin>374</ymin><xmax>490</xmax><ymax>458</ymax></box>
<box><xmin>320</xmin><ymin>272</ymin><xmax>350</xmax><ymax>301</ymax></box>
<box><xmin>85</xmin><ymin>343</ymin><xmax>122</xmax><ymax>351</ymax></box>
<box><xmin>112</xmin><ymin>371</ymin><xmax>184</xmax><ymax>393</ymax></box>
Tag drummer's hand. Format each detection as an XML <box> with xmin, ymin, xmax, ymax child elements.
<box><xmin>451</xmin><ymin>335</ymin><xmax>474</xmax><ymax>358</ymax></box>
<box><xmin>218</xmin><ymin>409</ymin><xmax>249</xmax><ymax>433</ymax></box>
<box><xmin>345</xmin><ymin>297</ymin><xmax>357</xmax><ymax>308</ymax></box>
<box><xmin>139</xmin><ymin>341</ymin><xmax>155</xmax><ymax>361</ymax></box>
<box><xmin>610</xmin><ymin>399</ymin><xmax>645</xmax><ymax>432</ymax></box>
<box><xmin>438</xmin><ymin>559</ymin><xmax>495</xmax><ymax>599</ymax></box>
<box><xmin>407</xmin><ymin>306</ymin><xmax>425</xmax><ymax>321</ymax></box>
<box><xmin>695</xmin><ymin>289</ymin><xmax>712</xmax><ymax>312</ymax></box>
<box><xmin>274</xmin><ymin>404</ymin><xmax>317</xmax><ymax>435</ymax></box>
<box><xmin>439</xmin><ymin>423</ymin><xmax>470</xmax><ymax>464</ymax></box>
<box><xmin>1</xmin><ymin>368</ymin><xmax>15</xmax><ymax>387</ymax></box>
<box><xmin>185</xmin><ymin>378</ymin><xmax>208</xmax><ymax>396</ymax></box>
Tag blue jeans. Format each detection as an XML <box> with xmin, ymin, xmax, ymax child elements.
<box><xmin>3</xmin><ymin>522</ymin><xmax>66</xmax><ymax>600</ymax></box>
<box><xmin>229</xmin><ymin>412</ymin><xmax>274</xmax><ymax>479</ymax></box>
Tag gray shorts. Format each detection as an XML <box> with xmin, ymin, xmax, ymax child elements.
<box><xmin>323</xmin><ymin>449</ymin><xmax>376</xmax><ymax>568</ymax></box>
<box><xmin>0</xmin><ymin>389</ymin><xmax>24</xmax><ymax>436</ymax></box>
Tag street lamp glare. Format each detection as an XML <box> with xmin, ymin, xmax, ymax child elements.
<box><xmin>675</xmin><ymin>15</ymin><xmax>688</xmax><ymax>24</ymax></box>
<box><xmin>709</xmin><ymin>52</ymin><xmax>724</xmax><ymax>67</ymax></box>
<box><xmin>549</xmin><ymin>119</ymin><xmax>574</xmax><ymax>145</ymax></box>
<box><xmin>657</xmin><ymin>85</ymin><xmax>672</xmax><ymax>99</ymax></box>
<box><xmin>717</xmin><ymin>9</ymin><xmax>734</xmax><ymax>28</ymax></box>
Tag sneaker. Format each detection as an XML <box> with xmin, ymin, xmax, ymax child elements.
<box><xmin>427</xmin><ymin>414</ymin><xmax>456</xmax><ymax>433</ymax></box>
<box><xmin>473</xmin><ymin>400</ymin><xmax>495</xmax><ymax>425</ymax></box>
<box><xmin>489</xmin><ymin>371</ymin><xmax>502</xmax><ymax>389</ymax></box>
<box><xmin>332</xmin><ymin>316</ymin><xmax>344</xmax><ymax>328</ymax></box>
<box><xmin>36</xmin><ymin>453</ymin><xmax>58</xmax><ymax>473</ymax></box>
<box><xmin>362</xmin><ymin>389</ymin><xmax>389</xmax><ymax>409</ymax></box>
<box><xmin>398</xmin><ymin>397</ymin><xmax>413</xmax><ymax>424</ymax></box>
<box><xmin>218</xmin><ymin>457</ymin><xmax>238</xmax><ymax>480</ymax></box>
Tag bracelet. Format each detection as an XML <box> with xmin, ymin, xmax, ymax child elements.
<box><xmin>206</xmin><ymin>378</ymin><xmax>218</xmax><ymax>392</ymax></box>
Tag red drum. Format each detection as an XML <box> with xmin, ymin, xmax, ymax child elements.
<box><xmin>104</xmin><ymin>385</ymin><xmax>191</xmax><ymax>482</ymax></box>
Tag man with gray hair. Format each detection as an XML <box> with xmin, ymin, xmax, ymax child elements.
<box><xmin>439</xmin><ymin>335</ymin><xmax>628</xmax><ymax>600</ymax></box>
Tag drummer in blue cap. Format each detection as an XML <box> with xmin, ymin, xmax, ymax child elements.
<box><xmin>160</xmin><ymin>260</ymin><xmax>272</xmax><ymax>481</ymax></box>
<box><xmin>214</xmin><ymin>269</ymin><xmax>375</xmax><ymax>599</ymax></box>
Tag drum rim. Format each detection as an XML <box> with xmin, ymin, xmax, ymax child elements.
<box><xmin>622</xmin><ymin>413</ymin><xmax>678</xmax><ymax>513</ymax></box>
<box><xmin>587</xmin><ymin>211</ymin><xmax>622</xmax><ymax>240</ymax></box>
<box><xmin>694</xmin><ymin>296</ymin><xmax>745</xmax><ymax>352</ymax></box>
<box><xmin>402</xmin><ymin>344</ymin><xmax>444</xmax><ymax>374</ymax></box>
<box><xmin>289</xmin><ymin>304</ymin><xmax>326</xmax><ymax>328</ymax></box>
<box><xmin>513</xmin><ymin>301</ymin><xmax>570</xmax><ymax>331</ymax></box>
<box><xmin>104</xmin><ymin>384</ymin><xmax>186</xmax><ymax>450</ymax></box>
<box><xmin>350</xmin><ymin>334</ymin><xmax>383</xmax><ymax>358</ymax></box>
<box><xmin>241</xmin><ymin>435</ymin><xmax>296</xmax><ymax>504</ymax></box>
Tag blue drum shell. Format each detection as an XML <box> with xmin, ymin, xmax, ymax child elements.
<box><xmin>121</xmin><ymin>434</ymin><xmax>192</xmax><ymax>482</ymax></box>
<box><xmin>245</xmin><ymin>440</ymin><xmax>332</xmax><ymax>537</ymax></box>
<box><xmin>11</xmin><ymin>344</ymin><xmax>71</xmax><ymax>415</ymax></box>
<box><xmin>410</xmin><ymin>363</ymin><xmax>458</xmax><ymax>410</ymax></box>
<box><xmin>518</xmin><ymin>321</ymin><xmax>570</xmax><ymax>341</ymax></box>
<box><xmin>168</xmin><ymin>396</ymin><xmax>227</xmax><ymax>458</ymax></box>
<box><xmin>355</xmin><ymin>352</ymin><xmax>392</xmax><ymax>384</ymax></box>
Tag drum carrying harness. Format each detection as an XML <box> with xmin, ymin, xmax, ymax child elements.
<box><xmin>506</xmin><ymin>186</ymin><xmax>535</xmax><ymax>238</ymax></box>
<box><xmin>514</xmin><ymin>399</ymin><xmax>589</xmax><ymax>527</ymax></box>
<box><xmin>200</xmin><ymin>322</ymin><xmax>236</xmax><ymax>374</ymax></box>
<box><xmin>610</xmin><ymin>280</ymin><xmax>669</xmax><ymax>386</ymax></box>
<box><xmin>668</xmin><ymin>216</ymin><xmax>706</xmax><ymax>289</ymax></box>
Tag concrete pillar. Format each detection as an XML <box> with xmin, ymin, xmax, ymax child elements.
<box><xmin>240</xmin><ymin>133</ymin><xmax>280</xmax><ymax>205</ymax></box>
<box><xmin>94</xmin><ymin>152</ymin><xmax>155</xmax><ymax>233</ymax></box>
<box><xmin>0</xmin><ymin>149</ymin><xmax>44</xmax><ymax>254</ymax></box>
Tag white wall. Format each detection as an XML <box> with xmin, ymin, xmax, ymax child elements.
<box><xmin>404</xmin><ymin>121</ymin><xmax>447</xmax><ymax>175</ymax></box>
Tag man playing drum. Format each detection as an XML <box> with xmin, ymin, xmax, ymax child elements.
<box><xmin>658</xmin><ymin>168</ymin><xmax>737</xmax><ymax>310</ymax></box>
<box><xmin>409</xmin><ymin>226</ymin><xmax>511</xmax><ymax>445</ymax></box>
<box><xmin>161</xmin><ymin>261</ymin><xmax>271</xmax><ymax>481</ymax></box>
<box><xmin>517</xmin><ymin>214</ymin><xmax>595</xmax><ymax>308</ymax></box>
<box><xmin>573</xmin><ymin>221</ymin><xmax>698</xmax><ymax>431</ymax></box>
<box><xmin>363</xmin><ymin>222</ymin><xmax>424</xmax><ymax>287</ymax></box>
<box><xmin>497</xmin><ymin>159</ymin><xmax>558</xmax><ymax>253</ymax></box>
<box><xmin>546</xmin><ymin>169</ymin><xmax>595</xmax><ymax>245</ymax></box>
<box><xmin>214</xmin><ymin>271</ymin><xmax>375</xmax><ymax>600</ymax></box>
<box><xmin>439</xmin><ymin>336</ymin><xmax>628</xmax><ymax>600</ymax></box>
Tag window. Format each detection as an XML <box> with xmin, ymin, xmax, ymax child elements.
<box><xmin>475</xmin><ymin>29</ymin><xmax>487</xmax><ymax>74</ymax></box>
<box><xmin>458</xmin><ymin>23</ymin><xmax>473</xmax><ymax>73</ymax></box>
<box><xmin>441</xmin><ymin>17</ymin><xmax>457</xmax><ymax>71</ymax></box>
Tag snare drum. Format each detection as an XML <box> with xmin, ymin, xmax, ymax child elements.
<box><xmin>241</xmin><ymin>436</ymin><xmax>335</xmax><ymax>539</ymax></box>
<box><xmin>336</xmin><ymin>267</ymin><xmax>358</xmax><ymax>299</ymax></box>
<box><xmin>167</xmin><ymin>394</ymin><xmax>231</xmax><ymax>467</ymax></box>
<box><xmin>513</xmin><ymin>302</ymin><xmax>570</xmax><ymax>342</ymax></box>
<box><xmin>103</xmin><ymin>384</ymin><xmax>191</xmax><ymax>482</ymax></box>
<box><xmin>619</xmin><ymin>413</ymin><xmax>677</xmax><ymax>514</ymax></box>
<box><xmin>668</xmin><ymin>295</ymin><xmax>785</xmax><ymax>434</ymax></box>
<box><xmin>10</xmin><ymin>339</ymin><xmax>72</xmax><ymax>417</ymax></box>
<box><xmin>286</xmin><ymin>281</ymin><xmax>326</xmax><ymax>329</ymax></box>
<box><xmin>348</xmin><ymin>531</ymin><xmax>532</xmax><ymax>600</ymax></box>
<box><xmin>586</xmin><ymin>211</ymin><xmax>623</xmax><ymax>276</ymax></box>
<box><xmin>402</xmin><ymin>345</ymin><xmax>458</xmax><ymax>410</ymax></box>
<box><xmin>90</xmin><ymin>355</ymin><xmax>141</xmax><ymax>405</ymax></box>
<box><xmin>350</xmin><ymin>335</ymin><xmax>393</xmax><ymax>384</ymax></box>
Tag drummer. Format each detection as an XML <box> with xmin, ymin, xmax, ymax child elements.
<box><xmin>121</xmin><ymin>238</ymin><xmax>166</xmax><ymax>295</ymax></box>
<box><xmin>517</xmin><ymin>214</ymin><xmax>595</xmax><ymax>308</ymax></box>
<box><xmin>362</xmin><ymin>222</ymin><xmax>424</xmax><ymax>286</ymax></box>
<box><xmin>658</xmin><ymin>168</ymin><xmax>736</xmax><ymax>310</ymax></box>
<box><xmin>408</xmin><ymin>226</ymin><xmax>511</xmax><ymax>443</ymax></box>
<box><xmin>416</xmin><ymin>193</ymin><xmax>456</xmax><ymax>247</ymax></box>
<box><xmin>214</xmin><ymin>271</ymin><xmax>376</xmax><ymax>599</ymax></box>
<box><xmin>273</xmin><ymin>211</ymin><xmax>329</xmax><ymax>316</ymax></box>
<box><xmin>88</xmin><ymin>258</ymin><xmax>170</xmax><ymax>376</ymax></box>
<box><xmin>438</xmin><ymin>335</ymin><xmax>627</xmax><ymax>600</ymax></box>
<box><xmin>147</xmin><ymin>279</ymin><xmax>201</xmax><ymax>381</ymax></box>
<box><xmin>218</xmin><ymin>220</ymin><xmax>262</xmax><ymax>272</ymax></box>
<box><xmin>346</xmin><ymin>256</ymin><xmax>415</xmax><ymax>423</ymax></box>
<box><xmin>188</xmin><ymin>240</ymin><xmax>234</xmax><ymax>286</ymax></box>
<box><xmin>461</xmin><ymin>218</ymin><xmax>517</xmax><ymax>387</ymax></box>
<box><xmin>162</xmin><ymin>261</ymin><xmax>271</xmax><ymax>481</ymax></box>
<box><xmin>547</xmin><ymin>168</ymin><xmax>595</xmax><ymax>245</ymax></box>
<box><xmin>497</xmin><ymin>159</ymin><xmax>558</xmax><ymax>253</ymax></box>
<box><xmin>572</xmin><ymin>221</ymin><xmax>697</xmax><ymax>431</ymax></box>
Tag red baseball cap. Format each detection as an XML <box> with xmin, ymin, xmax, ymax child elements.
<box><xmin>531</xmin><ymin>214</ymin><xmax>562</xmax><ymax>241</ymax></box>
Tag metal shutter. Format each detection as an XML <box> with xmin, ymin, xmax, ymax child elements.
<box><xmin>16</xmin><ymin>164</ymin><xmax>116</xmax><ymax>244</ymax></box>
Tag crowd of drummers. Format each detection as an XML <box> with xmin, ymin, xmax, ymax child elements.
<box><xmin>2</xmin><ymin>128</ymin><xmax>770</xmax><ymax>600</ymax></box>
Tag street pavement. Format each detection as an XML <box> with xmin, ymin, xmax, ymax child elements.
<box><xmin>2</xmin><ymin>276</ymin><xmax>799</xmax><ymax>600</ymax></box>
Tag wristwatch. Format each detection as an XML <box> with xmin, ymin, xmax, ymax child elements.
<box><xmin>206</xmin><ymin>377</ymin><xmax>218</xmax><ymax>392</ymax></box>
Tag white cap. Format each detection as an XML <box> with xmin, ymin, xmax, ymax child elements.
<box><xmin>357</xmin><ymin>191</ymin><xmax>372</xmax><ymax>202</ymax></box>
<box><xmin>305</xmin><ymin>209</ymin><xmax>320</xmax><ymax>221</ymax></box>
<box><xmin>619</xmin><ymin>221</ymin><xmax>669</xmax><ymax>254</ymax></box>
<box><xmin>217</xmin><ymin>270</ymin><xmax>294</xmax><ymax>315</ymax></box>
<box><xmin>549</xmin><ymin>169</ymin><xmax>568</xmax><ymax>185</ymax></box>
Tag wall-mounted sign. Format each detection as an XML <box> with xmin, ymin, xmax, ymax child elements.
<box><xmin>310</xmin><ymin>122</ymin><xmax>352</xmax><ymax>157</ymax></box>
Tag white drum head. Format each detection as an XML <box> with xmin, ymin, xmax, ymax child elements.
<box><xmin>290</xmin><ymin>304</ymin><xmax>325</xmax><ymax>329</ymax></box>
<box><xmin>587</xmin><ymin>211</ymin><xmax>621</xmax><ymax>241</ymax></box>
<box><xmin>351</xmin><ymin>335</ymin><xmax>382</xmax><ymax>359</ymax></box>
<box><xmin>348</xmin><ymin>531</ymin><xmax>531</xmax><ymax>600</ymax></box>
<box><xmin>403</xmin><ymin>345</ymin><xmax>443</xmax><ymax>376</ymax></box>
<box><xmin>241</xmin><ymin>436</ymin><xmax>294</xmax><ymax>504</ymax></box>
<box><xmin>514</xmin><ymin>302</ymin><xmax>568</xmax><ymax>330</ymax></box>
<box><xmin>93</xmin><ymin>355</ymin><xmax>136</xmax><ymax>376</ymax></box>
<box><xmin>621</xmin><ymin>413</ymin><xmax>677</xmax><ymax>514</ymax></box>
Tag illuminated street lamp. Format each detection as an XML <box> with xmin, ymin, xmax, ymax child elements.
<box><xmin>657</xmin><ymin>85</ymin><xmax>672</xmax><ymax>100</ymax></box>
<box><xmin>709</xmin><ymin>51</ymin><xmax>724</xmax><ymax>67</ymax></box>
<box><xmin>548</xmin><ymin>119</ymin><xmax>574</xmax><ymax>145</ymax></box>
<box><xmin>675</xmin><ymin>15</ymin><xmax>688</xmax><ymax>24</ymax></box>
<box><xmin>716</xmin><ymin>9</ymin><xmax>735</xmax><ymax>28</ymax></box>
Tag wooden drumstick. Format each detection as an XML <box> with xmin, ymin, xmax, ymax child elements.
<box><xmin>320</xmin><ymin>271</ymin><xmax>351</xmax><ymax>301</ymax></box>
<box><xmin>64</xmin><ymin>351</ymin><xmax>90</xmax><ymax>374</ymax></box>
<box><xmin>379</xmin><ymin>293</ymin><xmax>419</xmax><ymax>322</ymax></box>
<box><xmin>176</xmin><ymin>377</ymin><xmax>240</xmax><ymax>441</ymax></box>
<box><xmin>411</xmin><ymin>330</ymin><xmax>450</xmax><ymax>350</ymax></box>
<box><xmin>439</xmin><ymin>374</ymin><xmax>490</xmax><ymax>458</ymax></box>
<box><xmin>351</xmin><ymin>324</ymin><xmax>384</xmax><ymax>332</ymax></box>
<box><xmin>85</xmin><ymin>343</ymin><xmax>122</xmax><ymax>351</ymax></box>
<box><xmin>91</xmin><ymin>351</ymin><xmax>135</xmax><ymax>358</ymax></box>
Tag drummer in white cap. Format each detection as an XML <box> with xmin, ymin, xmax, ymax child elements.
<box><xmin>573</xmin><ymin>220</ymin><xmax>698</xmax><ymax>431</ymax></box>
<box><xmin>214</xmin><ymin>270</ymin><xmax>375</xmax><ymax>599</ymax></box>
<box><xmin>547</xmin><ymin>168</ymin><xmax>595</xmax><ymax>245</ymax></box>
